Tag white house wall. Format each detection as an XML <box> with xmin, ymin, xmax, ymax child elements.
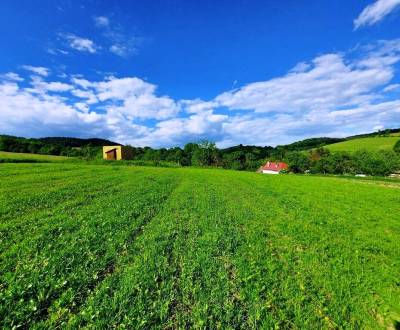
<box><xmin>262</xmin><ymin>170</ymin><xmax>279</xmax><ymax>174</ymax></box>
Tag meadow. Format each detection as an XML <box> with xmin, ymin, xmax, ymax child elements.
<box><xmin>0</xmin><ymin>163</ymin><xmax>399</xmax><ymax>329</ymax></box>
<box><xmin>325</xmin><ymin>136</ymin><xmax>400</xmax><ymax>152</ymax></box>
<box><xmin>0</xmin><ymin>151</ymin><xmax>72</xmax><ymax>163</ymax></box>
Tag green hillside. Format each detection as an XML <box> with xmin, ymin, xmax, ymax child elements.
<box><xmin>1</xmin><ymin>163</ymin><xmax>399</xmax><ymax>328</ymax></box>
<box><xmin>0</xmin><ymin>135</ymin><xmax>114</xmax><ymax>159</ymax></box>
<box><xmin>325</xmin><ymin>136</ymin><xmax>400</xmax><ymax>152</ymax></box>
<box><xmin>0</xmin><ymin>151</ymin><xmax>74</xmax><ymax>162</ymax></box>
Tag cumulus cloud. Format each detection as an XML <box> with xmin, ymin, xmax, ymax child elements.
<box><xmin>0</xmin><ymin>74</ymin><xmax>179</xmax><ymax>143</ymax></box>
<box><xmin>130</xmin><ymin>111</ymin><xmax>228</xmax><ymax>147</ymax></box>
<box><xmin>94</xmin><ymin>77</ymin><xmax>154</xmax><ymax>100</ymax></box>
<box><xmin>0</xmin><ymin>81</ymin><xmax>106</xmax><ymax>138</ymax></box>
<box><xmin>215</xmin><ymin>45</ymin><xmax>399</xmax><ymax>114</ymax></box>
<box><xmin>354</xmin><ymin>0</ymin><xmax>400</xmax><ymax>29</ymax></box>
<box><xmin>92</xmin><ymin>77</ymin><xmax>180</xmax><ymax>120</ymax></box>
<box><xmin>71</xmin><ymin>88</ymin><xmax>98</xmax><ymax>104</ymax></box>
<box><xmin>27</xmin><ymin>76</ymin><xmax>72</xmax><ymax>93</ymax></box>
<box><xmin>21</xmin><ymin>65</ymin><xmax>50</xmax><ymax>77</ymax></box>
<box><xmin>180</xmin><ymin>99</ymin><xmax>218</xmax><ymax>114</ymax></box>
<box><xmin>71</xmin><ymin>77</ymin><xmax>92</xmax><ymax>89</ymax></box>
<box><xmin>61</xmin><ymin>33</ymin><xmax>98</xmax><ymax>53</ymax></box>
<box><xmin>110</xmin><ymin>93</ymin><xmax>180</xmax><ymax>120</ymax></box>
<box><xmin>1</xmin><ymin>40</ymin><xmax>400</xmax><ymax>147</ymax></box>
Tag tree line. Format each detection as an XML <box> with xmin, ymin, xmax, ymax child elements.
<box><xmin>123</xmin><ymin>141</ymin><xmax>273</xmax><ymax>171</ymax></box>
<box><xmin>0</xmin><ymin>135</ymin><xmax>113</xmax><ymax>159</ymax></box>
<box><xmin>285</xmin><ymin>148</ymin><xmax>400</xmax><ymax>176</ymax></box>
<box><xmin>1</xmin><ymin>134</ymin><xmax>400</xmax><ymax>175</ymax></box>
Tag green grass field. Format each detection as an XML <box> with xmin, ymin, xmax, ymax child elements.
<box><xmin>1</xmin><ymin>164</ymin><xmax>399</xmax><ymax>329</ymax></box>
<box><xmin>325</xmin><ymin>136</ymin><xmax>400</xmax><ymax>152</ymax></box>
<box><xmin>0</xmin><ymin>151</ymin><xmax>73</xmax><ymax>162</ymax></box>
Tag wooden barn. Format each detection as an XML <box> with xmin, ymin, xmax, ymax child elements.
<box><xmin>103</xmin><ymin>146</ymin><xmax>133</xmax><ymax>160</ymax></box>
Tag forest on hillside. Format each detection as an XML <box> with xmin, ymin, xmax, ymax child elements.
<box><xmin>1</xmin><ymin>131</ymin><xmax>400</xmax><ymax>175</ymax></box>
<box><xmin>0</xmin><ymin>135</ymin><xmax>340</xmax><ymax>170</ymax></box>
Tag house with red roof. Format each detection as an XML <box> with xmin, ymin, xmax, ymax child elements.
<box><xmin>259</xmin><ymin>161</ymin><xmax>288</xmax><ymax>174</ymax></box>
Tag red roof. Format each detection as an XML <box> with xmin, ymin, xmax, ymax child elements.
<box><xmin>262</xmin><ymin>161</ymin><xmax>288</xmax><ymax>172</ymax></box>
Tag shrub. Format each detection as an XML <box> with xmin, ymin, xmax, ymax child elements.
<box><xmin>394</xmin><ymin>140</ymin><xmax>400</xmax><ymax>153</ymax></box>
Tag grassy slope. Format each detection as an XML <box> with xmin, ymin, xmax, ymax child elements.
<box><xmin>0</xmin><ymin>151</ymin><xmax>73</xmax><ymax>162</ymax></box>
<box><xmin>325</xmin><ymin>136</ymin><xmax>400</xmax><ymax>152</ymax></box>
<box><xmin>0</xmin><ymin>164</ymin><xmax>399</xmax><ymax>329</ymax></box>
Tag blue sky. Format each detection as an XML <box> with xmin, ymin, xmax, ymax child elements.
<box><xmin>1</xmin><ymin>0</ymin><xmax>400</xmax><ymax>147</ymax></box>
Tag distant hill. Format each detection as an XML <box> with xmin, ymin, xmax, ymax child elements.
<box><xmin>37</xmin><ymin>137</ymin><xmax>121</xmax><ymax>147</ymax></box>
<box><xmin>325</xmin><ymin>136</ymin><xmax>400</xmax><ymax>153</ymax></box>
<box><xmin>277</xmin><ymin>137</ymin><xmax>345</xmax><ymax>151</ymax></box>
<box><xmin>346</xmin><ymin>128</ymin><xmax>400</xmax><ymax>140</ymax></box>
<box><xmin>0</xmin><ymin>135</ymin><xmax>120</xmax><ymax>148</ymax></box>
<box><xmin>0</xmin><ymin>135</ymin><xmax>120</xmax><ymax>158</ymax></box>
<box><xmin>1</xmin><ymin>128</ymin><xmax>399</xmax><ymax>162</ymax></box>
<box><xmin>277</xmin><ymin>129</ymin><xmax>400</xmax><ymax>153</ymax></box>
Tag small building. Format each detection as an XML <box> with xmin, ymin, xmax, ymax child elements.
<box><xmin>259</xmin><ymin>161</ymin><xmax>288</xmax><ymax>174</ymax></box>
<box><xmin>103</xmin><ymin>146</ymin><xmax>133</xmax><ymax>160</ymax></box>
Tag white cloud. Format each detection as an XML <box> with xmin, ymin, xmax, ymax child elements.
<box><xmin>0</xmin><ymin>81</ymin><xmax>106</xmax><ymax>138</ymax></box>
<box><xmin>61</xmin><ymin>33</ymin><xmax>98</xmax><ymax>53</ymax></box>
<box><xmin>94</xmin><ymin>16</ymin><xmax>139</xmax><ymax>57</ymax></box>
<box><xmin>71</xmin><ymin>89</ymin><xmax>98</xmax><ymax>104</ymax></box>
<box><xmin>71</xmin><ymin>77</ymin><xmax>93</xmax><ymax>89</ymax></box>
<box><xmin>129</xmin><ymin>111</ymin><xmax>227</xmax><ymax>147</ymax></box>
<box><xmin>383</xmin><ymin>83</ymin><xmax>400</xmax><ymax>92</ymax></box>
<box><xmin>94</xmin><ymin>77</ymin><xmax>180</xmax><ymax>120</ymax></box>
<box><xmin>113</xmin><ymin>94</ymin><xmax>180</xmax><ymax>120</ymax></box>
<box><xmin>46</xmin><ymin>48</ymin><xmax>69</xmax><ymax>55</ymax></box>
<box><xmin>354</xmin><ymin>0</ymin><xmax>400</xmax><ymax>29</ymax></box>
<box><xmin>181</xmin><ymin>99</ymin><xmax>218</xmax><ymax>113</ymax></box>
<box><xmin>94</xmin><ymin>77</ymin><xmax>155</xmax><ymax>101</ymax></box>
<box><xmin>75</xmin><ymin>102</ymin><xmax>90</xmax><ymax>113</ymax></box>
<box><xmin>1</xmin><ymin>40</ymin><xmax>400</xmax><ymax>147</ymax></box>
<box><xmin>27</xmin><ymin>76</ymin><xmax>72</xmax><ymax>93</ymax></box>
<box><xmin>0</xmin><ymin>72</ymin><xmax>24</xmax><ymax>82</ymax></box>
<box><xmin>94</xmin><ymin>16</ymin><xmax>109</xmax><ymax>27</ymax></box>
<box><xmin>215</xmin><ymin>41</ymin><xmax>400</xmax><ymax>115</ymax></box>
<box><xmin>289</xmin><ymin>61</ymin><xmax>311</xmax><ymax>73</ymax></box>
<box><xmin>109</xmin><ymin>44</ymin><xmax>137</xmax><ymax>57</ymax></box>
<box><xmin>21</xmin><ymin>65</ymin><xmax>50</xmax><ymax>77</ymax></box>
<box><xmin>109</xmin><ymin>44</ymin><xmax>125</xmax><ymax>56</ymax></box>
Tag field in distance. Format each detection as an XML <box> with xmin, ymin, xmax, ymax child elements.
<box><xmin>325</xmin><ymin>136</ymin><xmax>400</xmax><ymax>152</ymax></box>
<box><xmin>0</xmin><ymin>151</ymin><xmax>72</xmax><ymax>162</ymax></box>
<box><xmin>0</xmin><ymin>163</ymin><xmax>399</xmax><ymax>328</ymax></box>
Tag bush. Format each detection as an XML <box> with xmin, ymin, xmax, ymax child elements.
<box><xmin>394</xmin><ymin>140</ymin><xmax>400</xmax><ymax>153</ymax></box>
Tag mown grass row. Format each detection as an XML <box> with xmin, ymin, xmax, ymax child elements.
<box><xmin>64</xmin><ymin>169</ymin><xmax>400</xmax><ymax>328</ymax></box>
<box><xmin>0</xmin><ymin>164</ymin><xmax>399</xmax><ymax>328</ymax></box>
<box><xmin>0</xmin><ymin>164</ymin><xmax>181</xmax><ymax>328</ymax></box>
<box><xmin>218</xmin><ymin>172</ymin><xmax>400</xmax><ymax>328</ymax></box>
